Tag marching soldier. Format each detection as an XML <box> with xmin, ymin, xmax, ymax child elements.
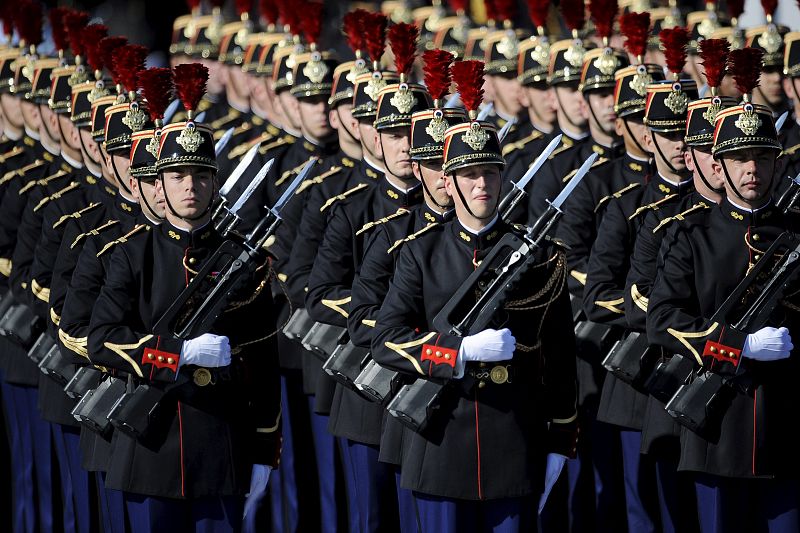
<box><xmin>647</xmin><ymin>47</ymin><xmax>800</xmax><ymax>532</ymax></box>
<box><xmin>87</xmin><ymin>63</ymin><xmax>281</xmax><ymax>531</ymax></box>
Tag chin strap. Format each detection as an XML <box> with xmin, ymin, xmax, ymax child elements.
<box><xmin>720</xmin><ymin>159</ymin><xmax>753</xmax><ymax>203</ymax></box>
<box><xmin>110</xmin><ymin>156</ymin><xmax>134</xmax><ymax>196</ymax></box>
<box><xmin>337</xmin><ymin>108</ymin><xmax>359</xmax><ymax>146</ymax></box>
<box><xmin>690</xmin><ymin>148</ymin><xmax>724</xmax><ymax>194</ymax></box>
<box><xmin>450</xmin><ymin>173</ymin><xmax>500</xmax><ymax>221</ymax></box>
<box><xmin>419</xmin><ymin>175</ymin><xmax>450</xmax><ymax>211</ymax></box>
<box><xmin>650</xmin><ymin>132</ymin><xmax>688</xmax><ymax>178</ymax></box>
<box><xmin>136</xmin><ymin>176</ymin><xmax>162</xmax><ymax>221</ymax></box>
<box><xmin>621</xmin><ymin>119</ymin><xmax>648</xmax><ymax>159</ymax></box>
<box><xmin>554</xmin><ymin>89</ymin><xmax>582</xmax><ymax>130</ymax></box>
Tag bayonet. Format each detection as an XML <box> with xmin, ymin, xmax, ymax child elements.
<box><xmin>497</xmin><ymin>117</ymin><xmax>516</xmax><ymax>143</ymax></box>
<box><xmin>214</xmin><ymin>127</ymin><xmax>235</xmax><ymax>156</ymax></box>
<box><xmin>477</xmin><ymin>102</ymin><xmax>493</xmax><ymax>121</ymax></box>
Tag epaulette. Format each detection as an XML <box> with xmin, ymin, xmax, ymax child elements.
<box><xmin>341</xmin><ymin>157</ymin><xmax>355</xmax><ymax>168</ymax></box>
<box><xmin>564</xmin><ymin>157</ymin><xmax>608</xmax><ymax>183</ymax></box>
<box><xmin>547</xmin><ymin>141</ymin><xmax>575</xmax><ymax>160</ymax></box>
<box><xmin>227</xmin><ymin>131</ymin><xmax>275</xmax><ymax>160</ymax></box>
<box><xmin>652</xmin><ymin>201</ymin><xmax>711</xmax><ymax>234</ymax></box>
<box><xmin>320</xmin><ymin>182</ymin><xmax>369</xmax><ymax>212</ymax></box>
<box><xmin>355</xmin><ymin>207</ymin><xmax>410</xmax><ymax>236</ymax></box>
<box><xmin>594</xmin><ymin>182</ymin><xmax>640</xmax><ymax>213</ymax></box>
<box><xmin>227</xmin><ymin>120</ymin><xmax>255</xmax><ymax>139</ymax></box>
<box><xmin>628</xmin><ymin>194</ymin><xmax>677</xmax><ymax>221</ymax></box>
<box><xmin>0</xmin><ymin>158</ymin><xmax>46</xmax><ymax>185</ymax></box>
<box><xmin>19</xmin><ymin>169</ymin><xmax>69</xmax><ymax>194</ymax></box>
<box><xmin>53</xmin><ymin>201</ymin><xmax>103</xmax><ymax>229</ymax></box>
<box><xmin>33</xmin><ymin>181</ymin><xmax>80</xmax><ymax>212</ymax></box>
<box><xmin>259</xmin><ymin>135</ymin><xmax>294</xmax><ymax>155</ymax></box>
<box><xmin>96</xmin><ymin>223</ymin><xmax>150</xmax><ymax>257</ymax></box>
<box><xmin>209</xmin><ymin>109</ymin><xmax>242</xmax><ymax>130</ymax></box>
<box><xmin>781</xmin><ymin>143</ymin><xmax>800</xmax><ymax>157</ymax></box>
<box><xmin>501</xmin><ymin>130</ymin><xmax>544</xmax><ymax>156</ymax></box>
<box><xmin>276</xmin><ymin>157</ymin><xmax>317</xmax><ymax>187</ymax></box>
<box><xmin>0</xmin><ymin>145</ymin><xmax>24</xmax><ymax>164</ymax></box>
<box><xmin>387</xmin><ymin>222</ymin><xmax>439</xmax><ymax>253</ymax></box>
<box><xmin>295</xmin><ymin>166</ymin><xmax>342</xmax><ymax>195</ymax></box>
<box><xmin>23</xmin><ymin>136</ymin><xmax>35</xmax><ymax>147</ymax></box>
<box><xmin>71</xmin><ymin>219</ymin><xmax>119</xmax><ymax>249</ymax></box>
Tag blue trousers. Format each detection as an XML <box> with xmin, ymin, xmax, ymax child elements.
<box><xmin>308</xmin><ymin>397</ymin><xmax>340</xmax><ymax>533</ymax></box>
<box><xmin>97</xmin><ymin>472</ymin><xmax>126</xmax><ymax>533</ymax></box>
<box><xmin>22</xmin><ymin>386</ymin><xmax>54</xmax><ymax>532</ymax></box>
<box><xmin>395</xmin><ymin>468</ymin><xmax>417</xmax><ymax>533</ymax></box>
<box><xmin>52</xmin><ymin>424</ymin><xmax>91</xmax><ymax>533</ymax></box>
<box><xmin>2</xmin><ymin>380</ymin><xmax>34</xmax><ymax>532</ymax></box>
<box><xmin>620</xmin><ymin>429</ymin><xmax>659</xmax><ymax>533</ymax></box>
<box><xmin>695</xmin><ymin>474</ymin><xmax>800</xmax><ymax>533</ymax></box>
<box><xmin>268</xmin><ymin>376</ymin><xmax>299</xmax><ymax>532</ymax></box>
<box><xmin>125</xmin><ymin>493</ymin><xmax>244</xmax><ymax>533</ymax></box>
<box><xmin>413</xmin><ymin>493</ymin><xmax>535</xmax><ymax>533</ymax></box>
<box><xmin>338</xmin><ymin>437</ymin><xmax>360</xmax><ymax>532</ymax></box>
<box><xmin>341</xmin><ymin>439</ymin><xmax>396</xmax><ymax>533</ymax></box>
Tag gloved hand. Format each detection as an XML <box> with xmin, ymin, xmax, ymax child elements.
<box><xmin>454</xmin><ymin>328</ymin><xmax>515</xmax><ymax>378</ymax></box>
<box><xmin>742</xmin><ymin>327</ymin><xmax>793</xmax><ymax>362</ymax></box>
<box><xmin>243</xmin><ymin>464</ymin><xmax>271</xmax><ymax>532</ymax></box>
<box><xmin>179</xmin><ymin>333</ymin><xmax>231</xmax><ymax>368</ymax></box>
<box><xmin>537</xmin><ymin>453</ymin><xmax>568</xmax><ymax>514</ymax></box>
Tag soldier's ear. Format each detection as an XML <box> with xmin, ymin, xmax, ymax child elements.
<box><xmin>642</xmin><ymin>129</ymin><xmax>654</xmax><ymax>152</ymax></box>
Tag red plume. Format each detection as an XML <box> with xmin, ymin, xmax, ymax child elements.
<box><xmin>113</xmin><ymin>44</ymin><xmax>149</xmax><ymax>92</ymax></box>
<box><xmin>185</xmin><ymin>0</ymin><xmax>202</xmax><ymax>10</ymax></box>
<box><xmin>452</xmin><ymin>60</ymin><xmax>485</xmax><ymax>114</ymax></box>
<box><xmin>364</xmin><ymin>12</ymin><xmax>389</xmax><ymax>66</ymax></box>
<box><xmin>301</xmin><ymin>2</ymin><xmax>324</xmax><ymax>46</ymax></box>
<box><xmin>423</xmin><ymin>49</ymin><xmax>454</xmax><ymax>102</ymax></box>
<box><xmin>173</xmin><ymin>63</ymin><xmax>208</xmax><ymax>114</ymax></box>
<box><xmin>698</xmin><ymin>38</ymin><xmax>730</xmax><ymax>90</ymax></box>
<box><xmin>259</xmin><ymin>0</ymin><xmax>279</xmax><ymax>25</ymax></box>
<box><xmin>620</xmin><ymin>12</ymin><xmax>650</xmax><ymax>59</ymax></box>
<box><xmin>49</xmin><ymin>7</ymin><xmax>70</xmax><ymax>52</ymax></box>
<box><xmin>494</xmin><ymin>0</ymin><xmax>517</xmax><ymax>22</ymax></box>
<box><xmin>235</xmin><ymin>0</ymin><xmax>251</xmax><ymax>18</ymax></box>
<box><xmin>659</xmin><ymin>27</ymin><xmax>690</xmax><ymax>76</ymax></box>
<box><xmin>209</xmin><ymin>0</ymin><xmax>225</xmax><ymax>8</ymax></box>
<box><xmin>139</xmin><ymin>67</ymin><xmax>174</xmax><ymax>122</ymax></box>
<box><xmin>99</xmin><ymin>36</ymin><xmax>128</xmax><ymax>79</ymax></box>
<box><xmin>484</xmin><ymin>0</ymin><xmax>497</xmax><ymax>21</ymax></box>
<box><xmin>728</xmin><ymin>47</ymin><xmax>764</xmax><ymax>96</ymax></box>
<box><xmin>0</xmin><ymin>3</ymin><xmax>14</xmax><ymax>36</ymax></box>
<box><xmin>447</xmin><ymin>0</ymin><xmax>469</xmax><ymax>13</ymax></box>
<box><xmin>277</xmin><ymin>0</ymin><xmax>300</xmax><ymax>32</ymax></box>
<box><xmin>64</xmin><ymin>10</ymin><xmax>90</xmax><ymax>57</ymax></box>
<box><xmin>526</xmin><ymin>0</ymin><xmax>550</xmax><ymax>29</ymax></box>
<box><xmin>387</xmin><ymin>23</ymin><xmax>419</xmax><ymax>78</ymax></box>
<box><xmin>82</xmin><ymin>25</ymin><xmax>109</xmax><ymax>72</ymax></box>
<box><xmin>761</xmin><ymin>0</ymin><xmax>778</xmax><ymax>17</ymax></box>
<box><xmin>560</xmin><ymin>0</ymin><xmax>585</xmax><ymax>32</ymax></box>
<box><xmin>589</xmin><ymin>0</ymin><xmax>618</xmax><ymax>41</ymax></box>
<box><xmin>15</xmin><ymin>1</ymin><xmax>43</xmax><ymax>47</ymax></box>
<box><xmin>343</xmin><ymin>10</ymin><xmax>368</xmax><ymax>54</ymax></box>
<box><xmin>727</xmin><ymin>0</ymin><xmax>745</xmax><ymax>20</ymax></box>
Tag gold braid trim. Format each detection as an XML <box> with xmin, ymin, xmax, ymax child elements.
<box><xmin>71</xmin><ymin>220</ymin><xmax>119</xmax><ymax>249</ymax></box>
<box><xmin>320</xmin><ymin>183</ymin><xmax>368</xmax><ymax>212</ymax></box>
<box><xmin>227</xmin><ymin>132</ymin><xmax>275</xmax><ymax>160</ymax></box>
<box><xmin>570</xmin><ymin>270</ymin><xmax>587</xmax><ymax>285</ymax></box>
<box><xmin>19</xmin><ymin>169</ymin><xmax>68</xmax><ymax>194</ymax></box>
<box><xmin>384</xmin><ymin>332</ymin><xmax>436</xmax><ymax>375</ymax></box>
<box><xmin>34</xmin><ymin>181</ymin><xmax>80</xmax><ymax>212</ymax></box>
<box><xmin>595</xmin><ymin>182</ymin><xmax>640</xmax><ymax>212</ymax></box>
<box><xmin>667</xmin><ymin>322</ymin><xmax>719</xmax><ymax>366</ymax></box>
<box><xmin>387</xmin><ymin>223</ymin><xmax>439</xmax><ymax>253</ymax></box>
<box><xmin>258</xmin><ymin>136</ymin><xmax>293</xmax><ymax>155</ymax></box>
<box><xmin>103</xmin><ymin>335</ymin><xmax>151</xmax><ymax>378</ymax></box>
<box><xmin>356</xmin><ymin>208</ymin><xmax>410</xmax><ymax>236</ymax></box>
<box><xmin>31</xmin><ymin>278</ymin><xmax>50</xmax><ymax>303</ymax></box>
<box><xmin>321</xmin><ymin>296</ymin><xmax>351</xmax><ymax>318</ymax></box>
<box><xmin>58</xmin><ymin>328</ymin><xmax>89</xmax><ymax>359</ymax></box>
<box><xmin>594</xmin><ymin>298</ymin><xmax>625</xmax><ymax>314</ymax></box>
<box><xmin>630</xmin><ymin>284</ymin><xmax>649</xmax><ymax>313</ymax></box>
<box><xmin>96</xmin><ymin>224</ymin><xmax>149</xmax><ymax>257</ymax></box>
<box><xmin>501</xmin><ymin>130</ymin><xmax>543</xmax><ymax>155</ymax></box>
<box><xmin>0</xmin><ymin>257</ymin><xmax>11</xmax><ymax>277</ymax></box>
<box><xmin>628</xmin><ymin>194</ymin><xmax>677</xmax><ymax>221</ymax></box>
<box><xmin>54</xmin><ymin>202</ymin><xmax>103</xmax><ymax>229</ymax></box>
<box><xmin>0</xmin><ymin>145</ymin><xmax>24</xmax><ymax>163</ymax></box>
<box><xmin>50</xmin><ymin>307</ymin><xmax>60</xmax><ymax>326</ymax></box>
<box><xmin>256</xmin><ymin>408</ymin><xmax>281</xmax><ymax>433</ymax></box>
<box><xmin>1</xmin><ymin>159</ymin><xmax>46</xmax><ymax>185</ymax></box>
<box><xmin>653</xmin><ymin>202</ymin><xmax>710</xmax><ymax>233</ymax></box>
<box><xmin>276</xmin><ymin>157</ymin><xmax>316</xmax><ymax>187</ymax></box>
<box><xmin>295</xmin><ymin>166</ymin><xmax>342</xmax><ymax>194</ymax></box>
<box><xmin>209</xmin><ymin>109</ymin><xmax>241</xmax><ymax>130</ymax></box>
<box><xmin>565</xmin><ymin>157</ymin><xmax>607</xmax><ymax>183</ymax></box>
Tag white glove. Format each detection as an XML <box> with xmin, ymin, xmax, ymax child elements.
<box><xmin>742</xmin><ymin>327</ymin><xmax>793</xmax><ymax>362</ymax></box>
<box><xmin>454</xmin><ymin>328</ymin><xmax>515</xmax><ymax>378</ymax></box>
<box><xmin>538</xmin><ymin>453</ymin><xmax>568</xmax><ymax>514</ymax></box>
<box><xmin>243</xmin><ymin>464</ymin><xmax>272</xmax><ymax>532</ymax></box>
<box><xmin>179</xmin><ymin>333</ymin><xmax>231</xmax><ymax>368</ymax></box>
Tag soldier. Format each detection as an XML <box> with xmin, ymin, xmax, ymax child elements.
<box><xmin>370</xmin><ymin>58</ymin><xmax>577</xmax><ymax>533</ymax></box>
<box><xmin>746</xmin><ymin>3</ymin><xmax>789</xmax><ymax>117</ymax></box>
<box><xmin>647</xmin><ymin>47</ymin><xmax>800</xmax><ymax>532</ymax></box>
<box><xmin>87</xmin><ymin>63</ymin><xmax>280</xmax><ymax>531</ymax></box>
<box><xmin>782</xmin><ymin>32</ymin><xmax>800</xmax><ymax>174</ymax></box>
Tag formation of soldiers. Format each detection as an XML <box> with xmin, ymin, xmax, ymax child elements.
<box><xmin>0</xmin><ymin>0</ymin><xmax>800</xmax><ymax>531</ymax></box>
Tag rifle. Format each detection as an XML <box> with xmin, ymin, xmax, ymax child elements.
<box><xmin>601</xmin><ymin>330</ymin><xmax>661</xmax><ymax>391</ymax></box>
<box><xmin>665</xmin><ymin>232</ymin><xmax>800</xmax><ymax>438</ymax></box>
<box><xmin>387</xmin><ymin>153</ymin><xmax>598</xmax><ymax>432</ymax></box>
<box><xmin>349</xmin><ymin>135</ymin><xmax>567</xmax><ymax>403</ymax></box>
<box><xmin>155</xmin><ymin>158</ymin><xmax>314</xmax><ymax>339</ymax></box>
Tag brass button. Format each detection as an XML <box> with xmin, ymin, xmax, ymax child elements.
<box><xmin>752</xmin><ymin>234</ymin><xmax>760</xmax><ymax>241</ymax></box>
<box><xmin>435</xmin><ymin>350</ymin><xmax>442</xmax><ymax>357</ymax></box>
<box><xmin>754</xmin><ymin>255</ymin><xmax>761</xmax><ymax>261</ymax></box>
<box><xmin>425</xmin><ymin>349</ymin><xmax>432</xmax><ymax>355</ymax></box>
<box><xmin>490</xmin><ymin>365</ymin><xmax>509</xmax><ymax>384</ymax></box>
<box><xmin>193</xmin><ymin>368</ymin><xmax>212</xmax><ymax>386</ymax></box>
<box><xmin>478</xmin><ymin>380</ymin><xmax>486</xmax><ymax>389</ymax></box>
<box><xmin>147</xmin><ymin>353</ymin><xmax>155</xmax><ymax>360</ymax></box>
<box><xmin>479</xmin><ymin>362</ymin><xmax>487</xmax><ymax>368</ymax></box>
<box><xmin>720</xmin><ymin>349</ymin><xmax>727</xmax><ymax>356</ymax></box>
<box><xmin>157</xmin><ymin>355</ymin><xmax>165</xmax><ymax>363</ymax></box>
<box><xmin>444</xmin><ymin>354</ymin><xmax>451</xmax><ymax>360</ymax></box>
<box><xmin>709</xmin><ymin>346</ymin><xmax>718</xmax><ymax>353</ymax></box>
<box><xmin>167</xmin><ymin>357</ymin><xmax>175</xmax><ymax>365</ymax></box>
<box><xmin>188</xmin><ymin>257</ymin><xmax>197</xmax><ymax>265</ymax></box>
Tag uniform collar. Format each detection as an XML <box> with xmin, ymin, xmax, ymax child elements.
<box><xmin>451</xmin><ymin>215</ymin><xmax>505</xmax><ymax>250</ymax></box>
<box><xmin>419</xmin><ymin>204</ymin><xmax>454</xmax><ymax>224</ymax></box>
<box><xmin>622</xmin><ymin>152</ymin><xmax>651</xmax><ymax>176</ymax></box>
<box><xmin>591</xmin><ymin>141</ymin><xmax>624</xmax><ymax>160</ymax></box>
<box><xmin>160</xmin><ymin>220</ymin><xmax>218</xmax><ymax>249</ymax></box>
<box><xmin>720</xmin><ymin>197</ymin><xmax>777</xmax><ymax>226</ymax></box>
<box><xmin>379</xmin><ymin>177</ymin><xmax>423</xmax><ymax>208</ymax></box>
<box><xmin>61</xmin><ymin>151</ymin><xmax>83</xmax><ymax>170</ymax></box>
<box><xmin>359</xmin><ymin>158</ymin><xmax>384</xmax><ymax>182</ymax></box>
<box><xmin>652</xmin><ymin>173</ymin><xmax>694</xmax><ymax>197</ymax></box>
<box><xmin>113</xmin><ymin>192</ymin><xmax>139</xmax><ymax>218</ymax></box>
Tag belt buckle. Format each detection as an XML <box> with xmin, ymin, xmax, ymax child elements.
<box><xmin>193</xmin><ymin>368</ymin><xmax>213</xmax><ymax>387</ymax></box>
<box><xmin>490</xmin><ymin>365</ymin><xmax>509</xmax><ymax>385</ymax></box>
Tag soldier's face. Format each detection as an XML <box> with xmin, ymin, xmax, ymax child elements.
<box><xmin>645</xmin><ymin>129</ymin><xmax>688</xmax><ymax>176</ymax></box>
<box><xmin>277</xmin><ymin>90</ymin><xmax>302</xmax><ymax>131</ymax></box>
<box><xmin>488</xmin><ymin>75</ymin><xmax>523</xmax><ymax>117</ymax></box>
<box><xmin>554</xmin><ymin>85</ymin><xmax>587</xmax><ymax>128</ymax></box>
<box><xmin>376</xmin><ymin>127</ymin><xmax>413</xmax><ymax>180</ymax></box>
<box><xmin>297</xmin><ymin>95</ymin><xmax>333</xmax><ymax>141</ymax></box>
<box><xmin>0</xmin><ymin>94</ymin><xmax>22</xmax><ymax>129</ymax></box>
<box><xmin>446</xmin><ymin>163</ymin><xmax>502</xmax><ymax>220</ymax></box>
<box><xmin>132</xmin><ymin>176</ymin><xmax>166</xmax><ymax>220</ymax></box>
<box><xmin>754</xmin><ymin>69</ymin><xmax>785</xmax><ymax>108</ymax></box>
<box><xmin>58</xmin><ymin>113</ymin><xmax>81</xmax><ymax>152</ymax></box>
<box><xmin>106</xmin><ymin>153</ymin><xmax>131</xmax><ymax>188</ymax></box>
<box><xmin>520</xmin><ymin>85</ymin><xmax>556</xmax><ymax>127</ymax></box>
<box><xmin>158</xmin><ymin>166</ymin><xmax>215</xmax><ymax>218</ymax></box>
<box><xmin>684</xmin><ymin>146</ymin><xmax>724</xmax><ymax>193</ymax></box>
<box><xmin>356</xmin><ymin>119</ymin><xmax>381</xmax><ymax>161</ymax></box>
<box><xmin>202</xmin><ymin>59</ymin><xmax>225</xmax><ymax>95</ymax></box>
<box><xmin>713</xmin><ymin>149</ymin><xmax>777</xmax><ymax>204</ymax></box>
<box><xmin>39</xmin><ymin>104</ymin><xmax>59</xmax><ymax>142</ymax></box>
<box><xmin>79</xmin><ymin>129</ymin><xmax>102</xmax><ymax>166</ymax></box>
<box><xmin>228</xmin><ymin>65</ymin><xmax>250</xmax><ymax>99</ymax></box>
<box><xmin>21</xmin><ymin>100</ymin><xmax>41</xmax><ymax>132</ymax></box>
<box><xmin>248</xmin><ymin>73</ymin><xmax>270</xmax><ymax>111</ymax></box>
<box><xmin>582</xmin><ymin>89</ymin><xmax>616</xmax><ymax>134</ymax></box>
<box><xmin>413</xmin><ymin>159</ymin><xmax>452</xmax><ymax>209</ymax></box>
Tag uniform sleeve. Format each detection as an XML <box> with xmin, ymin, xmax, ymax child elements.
<box><xmin>285</xmin><ymin>184</ymin><xmax>331</xmax><ymax>308</ymax></box>
<box><xmin>9</xmin><ymin>197</ymin><xmax>43</xmax><ymax>307</ymax></box>
<box><xmin>556</xmin><ymin>177</ymin><xmax>597</xmax><ymax>298</ymax></box>
<box><xmin>583</xmin><ymin>199</ymin><xmax>632</xmax><ymax>327</ymax></box>
<box><xmin>348</xmin><ymin>226</ymin><xmax>394</xmax><ymax>348</ymax></box>
<box><xmin>371</xmin><ymin>245</ymin><xmax>462</xmax><ymax>380</ymax></box>
<box><xmin>88</xmin><ymin>246</ymin><xmax>184</xmax><ymax>382</ymax></box>
<box><xmin>646</xmin><ymin>227</ymin><xmax>743</xmax><ymax>368</ymax></box>
<box><xmin>28</xmin><ymin>202</ymin><xmax>73</xmax><ymax>323</ymax></box>
<box><xmin>623</xmin><ymin>209</ymin><xmax>665</xmax><ymax>332</ymax></box>
<box><xmin>305</xmin><ymin>203</ymin><xmax>356</xmax><ymax>327</ymax></box>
